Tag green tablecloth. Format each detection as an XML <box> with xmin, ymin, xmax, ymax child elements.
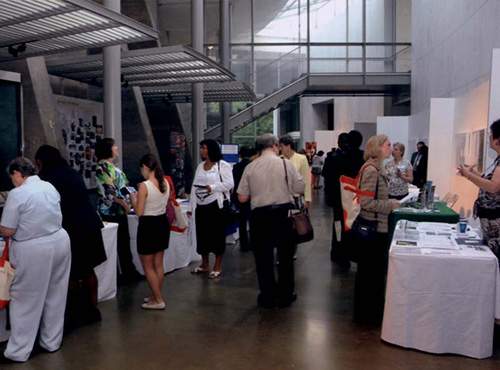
<box><xmin>388</xmin><ymin>202</ymin><xmax>460</xmax><ymax>239</ymax></box>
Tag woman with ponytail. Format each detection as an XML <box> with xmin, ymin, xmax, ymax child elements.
<box><xmin>130</xmin><ymin>154</ymin><xmax>170</xmax><ymax>310</ymax></box>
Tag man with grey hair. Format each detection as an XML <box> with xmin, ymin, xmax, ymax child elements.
<box><xmin>238</xmin><ymin>134</ymin><xmax>305</xmax><ymax>308</ymax></box>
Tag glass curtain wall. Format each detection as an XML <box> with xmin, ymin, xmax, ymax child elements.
<box><xmin>203</xmin><ymin>0</ymin><xmax>411</xmax><ymax>141</ymax></box>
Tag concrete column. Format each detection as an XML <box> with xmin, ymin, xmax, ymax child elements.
<box><xmin>192</xmin><ymin>0</ymin><xmax>205</xmax><ymax>167</ymax></box>
<box><xmin>103</xmin><ymin>0</ymin><xmax>123</xmax><ymax>168</ymax></box>
<box><xmin>220</xmin><ymin>0</ymin><xmax>231</xmax><ymax>143</ymax></box>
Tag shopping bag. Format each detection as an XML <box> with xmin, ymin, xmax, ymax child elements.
<box><xmin>0</xmin><ymin>238</ymin><xmax>15</xmax><ymax>309</ymax></box>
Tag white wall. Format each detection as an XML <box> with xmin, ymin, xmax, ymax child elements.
<box><xmin>487</xmin><ymin>49</ymin><xmax>500</xmax><ymax>168</ymax></box>
<box><xmin>333</xmin><ymin>97</ymin><xmax>384</xmax><ymax>133</ymax></box>
<box><xmin>412</xmin><ymin>0</ymin><xmax>500</xmax><ymax>132</ymax></box>
<box><xmin>377</xmin><ymin>116</ymin><xmax>410</xmax><ymax>161</ymax></box>
<box><xmin>428</xmin><ymin>99</ymin><xmax>455</xmax><ymax>201</ymax></box>
<box><xmin>315</xmin><ymin>130</ymin><xmax>342</xmax><ymax>154</ymax></box>
<box><xmin>450</xmin><ymin>82</ymin><xmax>490</xmax><ymax>216</ymax></box>
<box><xmin>300</xmin><ymin>96</ymin><xmax>332</xmax><ymax>146</ymax></box>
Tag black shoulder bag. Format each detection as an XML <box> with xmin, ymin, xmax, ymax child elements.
<box><xmin>218</xmin><ymin>162</ymin><xmax>240</xmax><ymax>225</ymax></box>
<box><xmin>349</xmin><ymin>168</ymin><xmax>379</xmax><ymax>263</ymax></box>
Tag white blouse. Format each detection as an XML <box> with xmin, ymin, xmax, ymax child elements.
<box><xmin>142</xmin><ymin>180</ymin><xmax>170</xmax><ymax>216</ymax></box>
<box><xmin>189</xmin><ymin>160</ymin><xmax>234</xmax><ymax>211</ymax></box>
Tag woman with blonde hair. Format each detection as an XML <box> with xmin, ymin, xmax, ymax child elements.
<box><xmin>385</xmin><ymin>142</ymin><xmax>413</xmax><ymax>200</ymax></box>
<box><xmin>354</xmin><ymin>135</ymin><xmax>400</xmax><ymax>324</ymax></box>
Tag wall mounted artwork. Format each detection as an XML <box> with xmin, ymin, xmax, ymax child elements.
<box><xmin>55</xmin><ymin>95</ymin><xmax>104</xmax><ymax>189</ymax></box>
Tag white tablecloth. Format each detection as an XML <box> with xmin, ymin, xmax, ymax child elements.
<box><xmin>381</xmin><ymin>222</ymin><xmax>500</xmax><ymax>359</ymax></box>
<box><xmin>95</xmin><ymin>222</ymin><xmax>118</xmax><ymax>302</ymax></box>
<box><xmin>0</xmin><ymin>223</ymin><xmax>119</xmax><ymax>342</ymax></box>
<box><xmin>127</xmin><ymin>203</ymin><xmax>200</xmax><ymax>275</ymax></box>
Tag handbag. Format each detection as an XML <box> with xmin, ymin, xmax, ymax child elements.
<box><xmin>283</xmin><ymin>159</ymin><xmax>314</xmax><ymax>244</ymax></box>
<box><xmin>0</xmin><ymin>237</ymin><xmax>16</xmax><ymax>309</ymax></box>
<box><xmin>218</xmin><ymin>162</ymin><xmax>240</xmax><ymax>224</ymax></box>
<box><xmin>347</xmin><ymin>168</ymin><xmax>379</xmax><ymax>263</ymax></box>
<box><xmin>164</xmin><ymin>176</ymin><xmax>187</xmax><ymax>233</ymax></box>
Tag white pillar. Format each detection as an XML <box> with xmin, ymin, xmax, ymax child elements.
<box><xmin>103</xmin><ymin>0</ymin><xmax>122</xmax><ymax>168</ymax></box>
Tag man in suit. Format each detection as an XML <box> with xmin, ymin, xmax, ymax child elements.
<box><xmin>410</xmin><ymin>141</ymin><xmax>425</xmax><ymax>168</ymax></box>
<box><xmin>412</xmin><ymin>143</ymin><xmax>428</xmax><ymax>188</ymax></box>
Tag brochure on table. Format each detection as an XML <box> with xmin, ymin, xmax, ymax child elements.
<box><xmin>391</xmin><ymin>220</ymin><xmax>491</xmax><ymax>258</ymax></box>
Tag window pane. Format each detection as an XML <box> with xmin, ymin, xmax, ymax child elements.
<box><xmin>366</xmin><ymin>0</ymin><xmax>394</xmax><ymax>42</ymax></box>
<box><xmin>231</xmin><ymin>0</ymin><xmax>252</xmax><ymax>43</ymax></box>
<box><xmin>310</xmin><ymin>0</ymin><xmax>347</xmax><ymax>42</ymax></box>
<box><xmin>254</xmin><ymin>0</ymin><xmax>300</xmax><ymax>43</ymax></box>
<box><xmin>205</xmin><ymin>1</ymin><xmax>220</xmax><ymax>45</ymax></box>
<box><xmin>254</xmin><ymin>45</ymin><xmax>307</xmax><ymax>97</ymax></box>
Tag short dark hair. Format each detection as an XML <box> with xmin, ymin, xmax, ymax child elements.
<box><xmin>35</xmin><ymin>145</ymin><xmax>68</xmax><ymax>172</ymax></box>
<box><xmin>95</xmin><ymin>138</ymin><xmax>115</xmax><ymax>160</ymax></box>
<box><xmin>239</xmin><ymin>146</ymin><xmax>252</xmax><ymax>159</ymax></box>
<box><xmin>348</xmin><ymin>130</ymin><xmax>363</xmax><ymax>149</ymax></box>
<box><xmin>200</xmin><ymin>139</ymin><xmax>223</xmax><ymax>162</ymax></box>
<box><xmin>491</xmin><ymin>119</ymin><xmax>500</xmax><ymax>139</ymax></box>
<box><xmin>8</xmin><ymin>157</ymin><xmax>38</xmax><ymax>177</ymax></box>
<box><xmin>417</xmin><ymin>141</ymin><xmax>425</xmax><ymax>146</ymax></box>
<box><xmin>317</xmin><ymin>150</ymin><xmax>324</xmax><ymax>156</ymax></box>
<box><xmin>279</xmin><ymin>134</ymin><xmax>295</xmax><ymax>150</ymax></box>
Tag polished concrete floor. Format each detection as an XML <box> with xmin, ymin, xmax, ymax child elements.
<box><xmin>4</xmin><ymin>191</ymin><xmax>500</xmax><ymax>369</ymax></box>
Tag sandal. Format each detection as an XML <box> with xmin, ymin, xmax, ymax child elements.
<box><xmin>208</xmin><ymin>270</ymin><xmax>222</xmax><ymax>279</ymax></box>
<box><xmin>191</xmin><ymin>266</ymin><xmax>209</xmax><ymax>274</ymax></box>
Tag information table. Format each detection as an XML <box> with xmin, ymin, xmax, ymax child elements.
<box><xmin>127</xmin><ymin>201</ymin><xmax>201</xmax><ymax>275</ymax></box>
<box><xmin>388</xmin><ymin>202</ymin><xmax>459</xmax><ymax>240</ymax></box>
<box><xmin>95</xmin><ymin>222</ymin><xmax>119</xmax><ymax>302</ymax></box>
<box><xmin>381</xmin><ymin>221</ymin><xmax>500</xmax><ymax>359</ymax></box>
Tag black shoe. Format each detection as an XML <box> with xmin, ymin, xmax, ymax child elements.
<box><xmin>278</xmin><ymin>293</ymin><xmax>297</xmax><ymax>308</ymax></box>
<box><xmin>257</xmin><ymin>294</ymin><xmax>277</xmax><ymax>309</ymax></box>
<box><xmin>0</xmin><ymin>353</ymin><xmax>18</xmax><ymax>363</ymax></box>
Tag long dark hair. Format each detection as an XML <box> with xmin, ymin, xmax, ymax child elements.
<box><xmin>35</xmin><ymin>145</ymin><xmax>68</xmax><ymax>173</ymax></box>
<box><xmin>140</xmin><ymin>154</ymin><xmax>166</xmax><ymax>193</ymax></box>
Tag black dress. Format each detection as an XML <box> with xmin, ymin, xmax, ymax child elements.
<box><xmin>39</xmin><ymin>165</ymin><xmax>107</xmax><ymax>327</ymax></box>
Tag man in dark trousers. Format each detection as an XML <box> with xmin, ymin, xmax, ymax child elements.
<box><xmin>411</xmin><ymin>142</ymin><xmax>428</xmax><ymax>188</ymax></box>
<box><xmin>232</xmin><ymin>146</ymin><xmax>252</xmax><ymax>251</ymax></box>
<box><xmin>323</xmin><ymin>130</ymin><xmax>365</xmax><ymax>266</ymax></box>
<box><xmin>238</xmin><ymin>134</ymin><xmax>305</xmax><ymax>308</ymax></box>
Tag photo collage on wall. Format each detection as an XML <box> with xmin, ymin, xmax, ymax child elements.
<box><xmin>170</xmin><ymin>131</ymin><xmax>186</xmax><ymax>196</ymax></box>
<box><xmin>56</xmin><ymin>96</ymin><xmax>104</xmax><ymax>189</ymax></box>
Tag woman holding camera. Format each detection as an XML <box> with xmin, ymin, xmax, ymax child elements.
<box><xmin>385</xmin><ymin>142</ymin><xmax>413</xmax><ymax>200</ymax></box>
<box><xmin>458</xmin><ymin>119</ymin><xmax>500</xmax><ymax>262</ymax></box>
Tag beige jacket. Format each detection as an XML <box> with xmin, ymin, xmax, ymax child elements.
<box><xmin>358</xmin><ymin>159</ymin><xmax>393</xmax><ymax>233</ymax></box>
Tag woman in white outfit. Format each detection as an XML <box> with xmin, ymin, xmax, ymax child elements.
<box><xmin>0</xmin><ymin>157</ymin><xmax>71</xmax><ymax>362</ymax></box>
<box><xmin>130</xmin><ymin>154</ymin><xmax>170</xmax><ymax>310</ymax></box>
<box><xmin>187</xmin><ymin>139</ymin><xmax>234</xmax><ymax>279</ymax></box>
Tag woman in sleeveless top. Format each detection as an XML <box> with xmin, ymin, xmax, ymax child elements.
<box><xmin>130</xmin><ymin>154</ymin><xmax>170</xmax><ymax>310</ymax></box>
<box><xmin>458</xmin><ymin>119</ymin><xmax>500</xmax><ymax>261</ymax></box>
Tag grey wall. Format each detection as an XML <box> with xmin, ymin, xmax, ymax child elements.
<box><xmin>411</xmin><ymin>0</ymin><xmax>499</xmax><ymax>137</ymax></box>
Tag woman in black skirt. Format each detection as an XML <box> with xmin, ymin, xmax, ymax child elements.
<box><xmin>187</xmin><ymin>139</ymin><xmax>234</xmax><ymax>279</ymax></box>
<box><xmin>130</xmin><ymin>154</ymin><xmax>170</xmax><ymax>310</ymax></box>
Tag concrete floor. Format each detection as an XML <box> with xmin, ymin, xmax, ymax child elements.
<box><xmin>4</xmin><ymin>191</ymin><xmax>500</xmax><ymax>369</ymax></box>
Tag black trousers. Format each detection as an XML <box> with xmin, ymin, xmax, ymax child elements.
<box><xmin>250</xmin><ymin>205</ymin><xmax>295</xmax><ymax>305</ymax></box>
<box><xmin>354</xmin><ymin>232</ymin><xmax>389</xmax><ymax>324</ymax></box>
<box><xmin>100</xmin><ymin>213</ymin><xmax>138</xmax><ymax>277</ymax></box>
<box><xmin>237</xmin><ymin>202</ymin><xmax>251</xmax><ymax>251</ymax></box>
<box><xmin>330</xmin><ymin>208</ymin><xmax>349</xmax><ymax>263</ymax></box>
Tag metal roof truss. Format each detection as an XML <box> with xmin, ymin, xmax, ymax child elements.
<box><xmin>0</xmin><ymin>0</ymin><xmax>157</xmax><ymax>61</ymax></box>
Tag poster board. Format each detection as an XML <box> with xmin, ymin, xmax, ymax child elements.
<box><xmin>55</xmin><ymin>95</ymin><xmax>103</xmax><ymax>189</ymax></box>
